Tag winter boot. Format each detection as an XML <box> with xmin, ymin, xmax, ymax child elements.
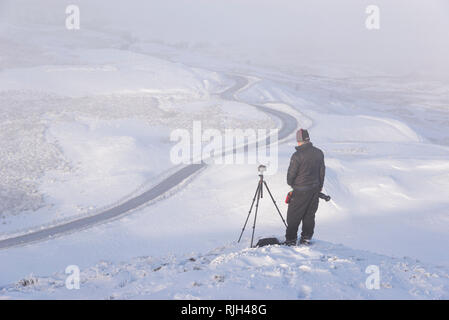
<box><xmin>283</xmin><ymin>239</ymin><xmax>297</xmax><ymax>246</ymax></box>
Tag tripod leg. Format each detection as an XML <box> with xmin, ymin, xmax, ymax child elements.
<box><xmin>263</xmin><ymin>181</ymin><xmax>288</xmax><ymax>228</ymax></box>
<box><xmin>250</xmin><ymin>183</ymin><xmax>262</xmax><ymax>248</ymax></box>
<box><xmin>238</xmin><ymin>182</ymin><xmax>261</xmax><ymax>243</ymax></box>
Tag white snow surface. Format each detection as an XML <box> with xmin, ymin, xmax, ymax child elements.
<box><xmin>1</xmin><ymin>8</ymin><xmax>449</xmax><ymax>299</ymax></box>
<box><xmin>2</xmin><ymin>241</ymin><xmax>448</xmax><ymax>300</ymax></box>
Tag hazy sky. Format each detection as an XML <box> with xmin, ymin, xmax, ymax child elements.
<box><xmin>2</xmin><ymin>0</ymin><xmax>449</xmax><ymax>79</ymax></box>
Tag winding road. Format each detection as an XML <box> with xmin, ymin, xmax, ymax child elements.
<box><xmin>0</xmin><ymin>74</ymin><xmax>298</xmax><ymax>250</ymax></box>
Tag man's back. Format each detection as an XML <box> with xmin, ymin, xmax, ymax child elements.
<box><xmin>287</xmin><ymin>142</ymin><xmax>325</xmax><ymax>192</ymax></box>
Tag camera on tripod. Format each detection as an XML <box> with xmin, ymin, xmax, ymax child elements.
<box><xmin>258</xmin><ymin>165</ymin><xmax>267</xmax><ymax>174</ymax></box>
<box><xmin>238</xmin><ymin>164</ymin><xmax>287</xmax><ymax>248</ymax></box>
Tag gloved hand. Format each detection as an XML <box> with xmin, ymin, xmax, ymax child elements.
<box><xmin>285</xmin><ymin>190</ymin><xmax>293</xmax><ymax>204</ymax></box>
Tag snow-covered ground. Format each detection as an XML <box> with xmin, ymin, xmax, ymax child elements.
<box><xmin>2</xmin><ymin>241</ymin><xmax>448</xmax><ymax>300</ymax></box>
<box><xmin>1</xmin><ymin>2</ymin><xmax>449</xmax><ymax>299</ymax></box>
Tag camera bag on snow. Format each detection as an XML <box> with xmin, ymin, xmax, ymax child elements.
<box><xmin>255</xmin><ymin>237</ymin><xmax>281</xmax><ymax>247</ymax></box>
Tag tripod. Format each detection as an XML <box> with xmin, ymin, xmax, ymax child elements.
<box><xmin>238</xmin><ymin>172</ymin><xmax>288</xmax><ymax>248</ymax></box>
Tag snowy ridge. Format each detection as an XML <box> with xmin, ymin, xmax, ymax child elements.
<box><xmin>2</xmin><ymin>241</ymin><xmax>448</xmax><ymax>299</ymax></box>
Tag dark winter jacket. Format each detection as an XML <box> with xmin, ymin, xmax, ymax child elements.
<box><xmin>287</xmin><ymin>142</ymin><xmax>325</xmax><ymax>192</ymax></box>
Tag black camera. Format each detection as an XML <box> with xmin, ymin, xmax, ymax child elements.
<box><xmin>318</xmin><ymin>192</ymin><xmax>331</xmax><ymax>202</ymax></box>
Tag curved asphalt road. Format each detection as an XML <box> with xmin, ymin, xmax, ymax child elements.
<box><xmin>0</xmin><ymin>74</ymin><xmax>298</xmax><ymax>250</ymax></box>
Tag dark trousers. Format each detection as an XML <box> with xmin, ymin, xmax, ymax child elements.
<box><xmin>285</xmin><ymin>189</ymin><xmax>319</xmax><ymax>242</ymax></box>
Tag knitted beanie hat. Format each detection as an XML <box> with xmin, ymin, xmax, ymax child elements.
<box><xmin>296</xmin><ymin>129</ymin><xmax>310</xmax><ymax>142</ymax></box>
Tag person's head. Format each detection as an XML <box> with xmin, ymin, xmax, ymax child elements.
<box><xmin>296</xmin><ymin>129</ymin><xmax>310</xmax><ymax>146</ymax></box>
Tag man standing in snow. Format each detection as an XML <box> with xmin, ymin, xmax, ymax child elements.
<box><xmin>285</xmin><ymin>129</ymin><xmax>325</xmax><ymax>246</ymax></box>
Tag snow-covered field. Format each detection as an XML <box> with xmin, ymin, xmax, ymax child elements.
<box><xmin>1</xmin><ymin>1</ymin><xmax>449</xmax><ymax>299</ymax></box>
